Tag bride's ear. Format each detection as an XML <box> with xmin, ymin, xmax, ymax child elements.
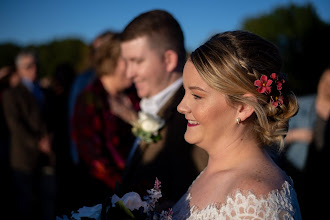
<box><xmin>236</xmin><ymin>94</ymin><xmax>257</xmax><ymax>123</ymax></box>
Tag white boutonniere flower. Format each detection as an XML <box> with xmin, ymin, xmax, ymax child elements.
<box><xmin>132</xmin><ymin>111</ymin><xmax>165</xmax><ymax>143</ymax></box>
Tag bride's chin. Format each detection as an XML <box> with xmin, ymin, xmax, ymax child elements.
<box><xmin>184</xmin><ymin>133</ymin><xmax>197</xmax><ymax>145</ymax></box>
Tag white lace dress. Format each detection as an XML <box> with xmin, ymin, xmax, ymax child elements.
<box><xmin>172</xmin><ymin>180</ymin><xmax>301</xmax><ymax>220</ymax></box>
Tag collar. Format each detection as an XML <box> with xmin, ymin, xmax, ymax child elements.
<box><xmin>140</xmin><ymin>78</ymin><xmax>183</xmax><ymax>116</ymax></box>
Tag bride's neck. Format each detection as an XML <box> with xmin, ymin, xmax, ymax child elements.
<box><xmin>205</xmin><ymin>136</ymin><xmax>261</xmax><ymax>174</ymax></box>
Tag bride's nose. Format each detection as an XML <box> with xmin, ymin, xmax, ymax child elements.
<box><xmin>177</xmin><ymin>96</ymin><xmax>189</xmax><ymax>115</ymax></box>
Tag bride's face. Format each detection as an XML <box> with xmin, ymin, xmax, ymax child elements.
<box><xmin>177</xmin><ymin>61</ymin><xmax>237</xmax><ymax>149</ymax></box>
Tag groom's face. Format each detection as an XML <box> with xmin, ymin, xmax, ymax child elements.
<box><xmin>121</xmin><ymin>36</ymin><xmax>169</xmax><ymax>98</ymax></box>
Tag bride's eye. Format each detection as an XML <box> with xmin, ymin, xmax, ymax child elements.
<box><xmin>192</xmin><ymin>94</ymin><xmax>201</xmax><ymax>100</ymax></box>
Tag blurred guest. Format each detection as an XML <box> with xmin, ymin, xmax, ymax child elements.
<box><xmin>0</xmin><ymin>65</ymin><xmax>18</xmax><ymax>165</ymax></box>
<box><xmin>0</xmin><ymin>65</ymin><xmax>18</xmax><ymax>215</ymax></box>
<box><xmin>303</xmin><ymin>118</ymin><xmax>329</xmax><ymax>219</ymax></box>
<box><xmin>71</xmin><ymin>32</ymin><xmax>140</xmax><ymax>207</ymax></box>
<box><xmin>301</xmin><ymin>66</ymin><xmax>330</xmax><ymax>218</ymax></box>
<box><xmin>68</xmin><ymin>30</ymin><xmax>114</xmax><ymax>165</ymax></box>
<box><xmin>308</xmin><ymin>66</ymin><xmax>330</xmax><ymax>150</ymax></box>
<box><xmin>118</xmin><ymin>10</ymin><xmax>208</xmax><ymax>205</ymax></box>
<box><xmin>281</xmin><ymin>65</ymin><xmax>330</xmax><ymax>217</ymax></box>
<box><xmin>2</xmin><ymin>50</ymin><xmax>55</xmax><ymax>220</ymax></box>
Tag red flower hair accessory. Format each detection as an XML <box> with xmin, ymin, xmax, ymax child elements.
<box><xmin>254</xmin><ymin>73</ymin><xmax>286</xmax><ymax>108</ymax></box>
<box><xmin>254</xmin><ymin>75</ymin><xmax>272</xmax><ymax>94</ymax></box>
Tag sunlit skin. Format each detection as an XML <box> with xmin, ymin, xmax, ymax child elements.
<box><xmin>100</xmin><ymin>56</ymin><xmax>132</xmax><ymax>96</ymax></box>
<box><xmin>318</xmin><ymin>69</ymin><xmax>330</xmax><ymax>101</ymax></box>
<box><xmin>99</xmin><ymin>55</ymin><xmax>137</xmax><ymax>123</ymax></box>
<box><xmin>177</xmin><ymin>60</ymin><xmax>239</xmax><ymax>153</ymax></box>
<box><xmin>315</xmin><ymin>69</ymin><xmax>330</xmax><ymax>120</ymax></box>
<box><xmin>114</xmin><ymin>56</ymin><xmax>132</xmax><ymax>91</ymax></box>
<box><xmin>121</xmin><ymin>36</ymin><xmax>176</xmax><ymax>98</ymax></box>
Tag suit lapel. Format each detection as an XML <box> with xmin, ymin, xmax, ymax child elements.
<box><xmin>157</xmin><ymin>86</ymin><xmax>184</xmax><ymax>122</ymax></box>
<box><xmin>138</xmin><ymin>86</ymin><xmax>184</xmax><ymax>163</ymax></box>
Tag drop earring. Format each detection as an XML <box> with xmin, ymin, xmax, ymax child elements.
<box><xmin>236</xmin><ymin>117</ymin><xmax>241</xmax><ymax>125</ymax></box>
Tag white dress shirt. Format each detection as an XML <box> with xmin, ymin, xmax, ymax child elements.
<box><xmin>140</xmin><ymin>78</ymin><xmax>183</xmax><ymax>116</ymax></box>
<box><xmin>126</xmin><ymin>78</ymin><xmax>183</xmax><ymax>164</ymax></box>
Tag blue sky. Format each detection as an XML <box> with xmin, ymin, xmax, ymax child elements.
<box><xmin>1</xmin><ymin>0</ymin><xmax>329</xmax><ymax>51</ymax></box>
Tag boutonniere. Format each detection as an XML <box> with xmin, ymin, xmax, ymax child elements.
<box><xmin>132</xmin><ymin>111</ymin><xmax>165</xmax><ymax>144</ymax></box>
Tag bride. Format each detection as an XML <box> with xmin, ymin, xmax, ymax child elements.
<box><xmin>172</xmin><ymin>31</ymin><xmax>301</xmax><ymax>219</ymax></box>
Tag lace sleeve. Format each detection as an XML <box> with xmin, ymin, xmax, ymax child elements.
<box><xmin>218</xmin><ymin>182</ymin><xmax>300</xmax><ymax>219</ymax></box>
<box><xmin>173</xmin><ymin>181</ymin><xmax>301</xmax><ymax>220</ymax></box>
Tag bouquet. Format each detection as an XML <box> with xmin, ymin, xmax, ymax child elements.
<box><xmin>57</xmin><ymin>178</ymin><xmax>173</xmax><ymax>220</ymax></box>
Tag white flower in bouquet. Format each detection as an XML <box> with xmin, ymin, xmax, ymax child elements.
<box><xmin>111</xmin><ymin>192</ymin><xmax>148</xmax><ymax>212</ymax></box>
<box><xmin>132</xmin><ymin>111</ymin><xmax>165</xmax><ymax>143</ymax></box>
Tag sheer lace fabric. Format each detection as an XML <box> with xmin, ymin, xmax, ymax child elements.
<box><xmin>172</xmin><ymin>181</ymin><xmax>301</xmax><ymax>220</ymax></box>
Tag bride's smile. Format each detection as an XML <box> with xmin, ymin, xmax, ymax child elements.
<box><xmin>187</xmin><ymin>120</ymin><xmax>200</xmax><ymax>126</ymax></box>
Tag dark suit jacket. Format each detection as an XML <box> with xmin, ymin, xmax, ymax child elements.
<box><xmin>2</xmin><ymin>82</ymin><xmax>48</xmax><ymax>172</ymax></box>
<box><xmin>120</xmin><ymin>86</ymin><xmax>208</xmax><ymax>203</ymax></box>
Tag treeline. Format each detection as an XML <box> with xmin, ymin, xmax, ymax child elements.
<box><xmin>1</xmin><ymin>3</ymin><xmax>329</xmax><ymax>95</ymax></box>
<box><xmin>242</xmin><ymin>3</ymin><xmax>330</xmax><ymax>95</ymax></box>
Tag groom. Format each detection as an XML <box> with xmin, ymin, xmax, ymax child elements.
<box><xmin>118</xmin><ymin>10</ymin><xmax>208</xmax><ymax>203</ymax></box>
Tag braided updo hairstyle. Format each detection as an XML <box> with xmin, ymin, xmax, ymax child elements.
<box><xmin>190</xmin><ymin>30</ymin><xmax>298</xmax><ymax>150</ymax></box>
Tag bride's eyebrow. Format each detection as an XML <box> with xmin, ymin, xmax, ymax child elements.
<box><xmin>189</xmin><ymin>86</ymin><xmax>207</xmax><ymax>93</ymax></box>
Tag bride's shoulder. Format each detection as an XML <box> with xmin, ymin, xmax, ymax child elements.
<box><xmin>225</xmin><ymin>161</ymin><xmax>290</xmax><ymax>199</ymax></box>
<box><xmin>236</xmin><ymin>174</ymin><xmax>283</xmax><ymax>195</ymax></box>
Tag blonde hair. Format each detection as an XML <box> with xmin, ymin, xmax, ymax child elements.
<box><xmin>190</xmin><ymin>31</ymin><xmax>298</xmax><ymax>150</ymax></box>
<box><xmin>93</xmin><ymin>32</ymin><xmax>121</xmax><ymax>77</ymax></box>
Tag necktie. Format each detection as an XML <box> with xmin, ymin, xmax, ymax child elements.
<box><xmin>33</xmin><ymin>83</ymin><xmax>44</xmax><ymax>106</ymax></box>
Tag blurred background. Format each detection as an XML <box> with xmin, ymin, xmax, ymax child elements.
<box><xmin>1</xmin><ymin>0</ymin><xmax>329</xmax><ymax>95</ymax></box>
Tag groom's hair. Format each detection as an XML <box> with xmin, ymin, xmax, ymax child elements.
<box><xmin>121</xmin><ymin>9</ymin><xmax>186</xmax><ymax>72</ymax></box>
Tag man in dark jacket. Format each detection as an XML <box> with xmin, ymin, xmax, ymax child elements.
<box><xmin>2</xmin><ymin>50</ymin><xmax>55</xmax><ymax>220</ymax></box>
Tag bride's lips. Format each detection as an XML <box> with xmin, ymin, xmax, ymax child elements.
<box><xmin>187</xmin><ymin>120</ymin><xmax>200</xmax><ymax>127</ymax></box>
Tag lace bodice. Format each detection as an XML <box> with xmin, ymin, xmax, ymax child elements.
<box><xmin>172</xmin><ymin>181</ymin><xmax>301</xmax><ymax>219</ymax></box>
